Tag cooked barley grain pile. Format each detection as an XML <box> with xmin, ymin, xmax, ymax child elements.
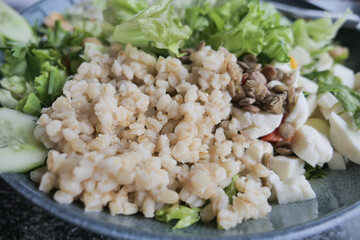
<box><xmin>31</xmin><ymin>44</ymin><xmax>307</xmax><ymax>229</ymax></box>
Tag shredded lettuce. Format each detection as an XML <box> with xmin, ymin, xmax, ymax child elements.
<box><xmin>15</xmin><ymin>92</ymin><xmax>42</xmax><ymax>116</ymax></box>
<box><xmin>304</xmin><ymin>163</ymin><xmax>328</xmax><ymax>180</ymax></box>
<box><xmin>103</xmin><ymin>0</ymin><xmax>148</xmax><ymax>25</ymax></box>
<box><xmin>155</xmin><ymin>204</ymin><xmax>200</xmax><ymax>229</ymax></box>
<box><xmin>34</xmin><ymin>65</ymin><xmax>67</xmax><ymax>107</ymax></box>
<box><xmin>224</xmin><ymin>174</ymin><xmax>239</xmax><ymax>204</ymax></box>
<box><xmin>0</xmin><ymin>44</ymin><xmax>29</xmax><ymax>77</ymax></box>
<box><xmin>108</xmin><ymin>0</ymin><xmax>192</xmax><ymax>57</ymax></box>
<box><xmin>293</xmin><ymin>10</ymin><xmax>351</xmax><ymax>53</ymax></box>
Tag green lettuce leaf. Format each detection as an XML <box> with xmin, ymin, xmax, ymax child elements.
<box><xmin>0</xmin><ymin>43</ymin><xmax>29</xmax><ymax>77</ymax></box>
<box><xmin>208</xmin><ymin>2</ymin><xmax>265</xmax><ymax>56</ymax></box>
<box><xmin>293</xmin><ymin>10</ymin><xmax>351</xmax><ymax>53</ymax></box>
<box><xmin>262</xmin><ymin>26</ymin><xmax>294</xmax><ymax>62</ymax></box>
<box><xmin>63</xmin><ymin>28</ymin><xmax>93</xmax><ymax>47</ymax></box>
<box><xmin>155</xmin><ymin>204</ymin><xmax>200</xmax><ymax>229</ymax></box>
<box><xmin>34</xmin><ymin>64</ymin><xmax>67</xmax><ymax>107</ymax></box>
<box><xmin>304</xmin><ymin>163</ymin><xmax>328</xmax><ymax>180</ymax></box>
<box><xmin>41</xmin><ymin>20</ymin><xmax>69</xmax><ymax>48</ymax></box>
<box><xmin>183</xmin><ymin>0</ymin><xmax>293</xmax><ymax>62</ymax></box>
<box><xmin>224</xmin><ymin>174</ymin><xmax>239</xmax><ymax>204</ymax></box>
<box><xmin>103</xmin><ymin>0</ymin><xmax>148</xmax><ymax>25</ymax></box>
<box><xmin>109</xmin><ymin>0</ymin><xmax>192</xmax><ymax>57</ymax></box>
<box><xmin>15</xmin><ymin>92</ymin><xmax>42</xmax><ymax>116</ymax></box>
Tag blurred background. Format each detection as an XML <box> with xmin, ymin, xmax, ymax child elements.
<box><xmin>3</xmin><ymin>0</ymin><xmax>360</xmax><ymax>14</ymax></box>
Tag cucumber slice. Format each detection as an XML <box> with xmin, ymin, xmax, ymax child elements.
<box><xmin>0</xmin><ymin>108</ymin><xmax>48</xmax><ymax>173</ymax></box>
<box><xmin>0</xmin><ymin>1</ymin><xmax>37</xmax><ymax>45</ymax></box>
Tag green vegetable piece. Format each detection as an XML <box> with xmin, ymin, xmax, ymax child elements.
<box><xmin>310</xmin><ymin>44</ymin><xmax>335</xmax><ymax>57</ymax></box>
<box><xmin>104</xmin><ymin>0</ymin><xmax>148</xmax><ymax>25</ymax></box>
<box><xmin>0</xmin><ymin>44</ymin><xmax>29</xmax><ymax>77</ymax></box>
<box><xmin>354</xmin><ymin>109</ymin><xmax>360</xmax><ymax>129</ymax></box>
<box><xmin>0</xmin><ymin>89</ymin><xmax>18</xmax><ymax>108</ymax></box>
<box><xmin>303</xmin><ymin>91</ymin><xmax>311</xmax><ymax>98</ymax></box>
<box><xmin>184</xmin><ymin>0</ymin><xmax>292</xmax><ymax>62</ymax></box>
<box><xmin>208</xmin><ymin>3</ymin><xmax>265</xmax><ymax>57</ymax></box>
<box><xmin>109</xmin><ymin>0</ymin><xmax>192</xmax><ymax>57</ymax></box>
<box><xmin>224</xmin><ymin>174</ymin><xmax>239</xmax><ymax>204</ymax></box>
<box><xmin>293</xmin><ymin>10</ymin><xmax>351</xmax><ymax>53</ymax></box>
<box><xmin>63</xmin><ymin>28</ymin><xmax>93</xmax><ymax>46</ymax></box>
<box><xmin>43</xmin><ymin>20</ymin><xmax>70</xmax><ymax>48</ymax></box>
<box><xmin>16</xmin><ymin>93</ymin><xmax>42</xmax><ymax>116</ymax></box>
<box><xmin>263</xmin><ymin>26</ymin><xmax>293</xmax><ymax>62</ymax></box>
<box><xmin>155</xmin><ymin>204</ymin><xmax>200</xmax><ymax>229</ymax></box>
<box><xmin>304</xmin><ymin>163</ymin><xmax>328</xmax><ymax>180</ymax></box>
<box><xmin>34</xmin><ymin>64</ymin><xmax>67</xmax><ymax>107</ymax></box>
<box><xmin>334</xmin><ymin>51</ymin><xmax>349</xmax><ymax>64</ymax></box>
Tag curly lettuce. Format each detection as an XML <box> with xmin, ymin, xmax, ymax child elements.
<box><xmin>183</xmin><ymin>0</ymin><xmax>293</xmax><ymax>62</ymax></box>
<box><xmin>293</xmin><ymin>9</ymin><xmax>351</xmax><ymax>53</ymax></box>
<box><xmin>155</xmin><ymin>204</ymin><xmax>200</xmax><ymax>229</ymax></box>
<box><xmin>108</xmin><ymin>0</ymin><xmax>192</xmax><ymax>57</ymax></box>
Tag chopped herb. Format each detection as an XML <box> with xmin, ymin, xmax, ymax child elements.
<box><xmin>155</xmin><ymin>204</ymin><xmax>200</xmax><ymax>229</ymax></box>
<box><xmin>304</xmin><ymin>163</ymin><xmax>328</xmax><ymax>180</ymax></box>
<box><xmin>224</xmin><ymin>174</ymin><xmax>239</xmax><ymax>204</ymax></box>
<box><xmin>303</xmin><ymin>91</ymin><xmax>311</xmax><ymax>98</ymax></box>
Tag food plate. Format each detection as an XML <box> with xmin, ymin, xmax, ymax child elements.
<box><xmin>1</xmin><ymin>0</ymin><xmax>360</xmax><ymax>239</ymax></box>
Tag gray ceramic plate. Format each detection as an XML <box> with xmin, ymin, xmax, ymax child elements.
<box><xmin>2</xmin><ymin>0</ymin><xmax>360</xmax><ymax>239</ymax></box>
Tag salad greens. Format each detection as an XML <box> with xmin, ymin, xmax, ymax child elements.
<box><xmin>1</xmin><ymin>0</ymin><xmax>351</xmax><ymax>116</ymax></box>
<box><xmin>0</xmin><ymin>21</ymin><xmax>94</xmax><ymax>116</ymax></box>
<box><xmin>0</xmin><ymin>0</ymin><xmax>357</xmax><ymax>230</ymax></box>
<box><xmin>107</xmin><ymin>0</ymin><xmax>192</xmax><ymax>57</ymax></box>
<box><xmin>292</xmin><ymin>10</ymin><xmax>351</xmax><ymax>53</ymax></box>
<box><xmin>304</xmin><ymin>163</ymin><xmax>328</xmax><ymax>180</ymax></box>
<box><xmin>182</xmin><ymin>0</ymin><xmax>293</xmax><ymax>61</ymax></box>
<box><xmin>103</xmin><ymin>0</ymin><xmax>148</xmax><ymax>25</ymax></box>
<box><xmin>224</xmin><ymin>174</ymin><xmax>239</xmax><ymax>204</ymax></box>
<box><xmin>155</xmin><ymin>204</ymin><xmax>201</xmax><ymax>229</ymax></box>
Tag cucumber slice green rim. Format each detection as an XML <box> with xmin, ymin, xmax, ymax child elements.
<box><xmin>0</xmin><ymin>108</ymin><xmax>48</xmax><ymax>173</ymax></box>
<box><xmin>0</xmin><ymin>1</ymin><xmax>37</xmax><ymax>45</ymax></box>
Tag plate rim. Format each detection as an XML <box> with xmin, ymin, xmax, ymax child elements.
<box><xmin>2</xmin><ymin>0</ymin><xmax>360</xmax><ymax>239</ymax></box>
<box><xmin>2</xmin><ymin>172</ymin><xmax>360</xmax><ymax>240</ymax></box>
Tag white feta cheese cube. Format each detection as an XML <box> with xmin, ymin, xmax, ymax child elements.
<box><xmin>289</xmin><ymin>46</ymin><xmax>312</xmax><ymax>67</ymax></box>
<box><xmin>297</xmin><ymin>76</ymin><xmax>318</xmax><ymax>94</ymax></box>
<box><xmin>306</xmin><ymin>94</ymin><xmax>317</xmax><ymax>115</ymax></box>
<box><xmin>317</xmin><ymin>92</ymin><xmax>338</xmax><ymax>109</ymax></box>
<box><xmin>327</xmin><ymin>151</ymin><xmax>346</xmax><ymax>170</ymax></box>
<box><xmin>274</xmin><ymin>175</ymin><xmax>316</xmax><ymax>204</ymax></box>
<box><xmin>291</xmin><ymin>125</ymin><xmax>333</xmax><ymax>167</ymax></box>
<box><xmin>271</xmin><ymin>156</ymin><xmax>305</xmax><ymax>181</ymax></box>
<box><xmin>333</xmin><ymin>64</ymin><xmax>355</xmax><ymax>89</ymax></box>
